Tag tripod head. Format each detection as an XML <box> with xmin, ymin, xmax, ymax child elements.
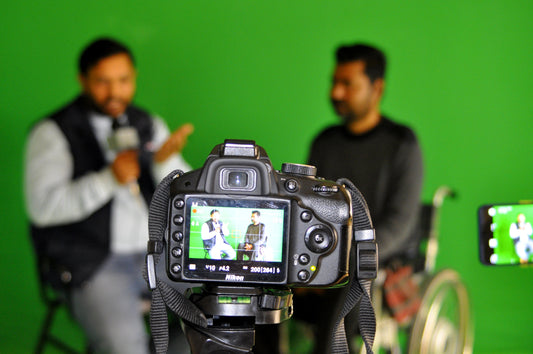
<box><xmin>182</xmin><ymin>285</ymin><xmax>292</xmax><ymax>353</ymax></box>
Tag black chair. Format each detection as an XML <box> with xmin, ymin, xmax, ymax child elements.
<box><xmin>32</xmin><ymin>250</ymin><xmax>89</xmax><ymax>354</ymax></box>
<box><xmin>31</xmin><ymin>237</ymin><xmax>159</xmax><ymax>354</ymax></box>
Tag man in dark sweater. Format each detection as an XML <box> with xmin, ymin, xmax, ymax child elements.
<box><xmin>309</xmin><ymin>43</ymin><xmax>423</xmax><ymax>267</ymax></box>
<box><xmin>298</xmin><ymin>43</ymin><xmax>423</xmax><ymax>353</ymax></box>
<box><xmin>237</xmin><ymin>210</ymin><xmax>268</xmax><ymax>261</ymax></box>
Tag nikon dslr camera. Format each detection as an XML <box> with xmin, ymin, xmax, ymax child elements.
<box><xmin>166</xmin><ymin>140</ymin><xmax>353</xmax><ymax>287</ymax></box>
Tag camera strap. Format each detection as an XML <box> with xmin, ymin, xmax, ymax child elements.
<box><xmin>144</xmin><ymin>170</ymin><xmax>208</xmax><ymax>353</ymax></box>
<box><xmin>145</xmin><ymin>170</ymin><xmax>377</xmax><ymax>354</ymax></box>
<box><xmin>331</xmin><ymin>178</ymin><xmax>377</xmax><ymax>354</ymax></box>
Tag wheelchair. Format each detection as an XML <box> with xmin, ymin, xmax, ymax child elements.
<box><xmin>366</xmin><ymin>186</ymin><xmax>474</xmax><ymax>354</ymax></box>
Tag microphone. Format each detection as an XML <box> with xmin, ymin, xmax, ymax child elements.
<box><xmin>108</xmin><ymin>118</ymin><xmax>141</xmax><ymax>198</ymax></box>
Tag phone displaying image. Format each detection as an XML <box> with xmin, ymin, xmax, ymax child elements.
<box><xmin>478</xmin><ymin>202</ymin><xmax>533</xmax><ymax>265</ymax></box>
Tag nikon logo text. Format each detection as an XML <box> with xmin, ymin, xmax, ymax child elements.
<box><xmin>225</xmin><ymin>274</ymin><xmax>244</xmax><ymax>282</ymax></box>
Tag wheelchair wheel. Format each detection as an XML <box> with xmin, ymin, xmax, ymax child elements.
<box><xmin>408</xmin><ymin>269</ymin><xmax>473</xmax><ymax>354</ymax></box>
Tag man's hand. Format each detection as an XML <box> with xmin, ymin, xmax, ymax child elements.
<box><xmin>245</xmin><ymin>243</ymin><xmax>253</xmax><ymax>250</ymax></box>
<box><xmin>154</xmin><ymin>123</ymin><xmax>194</xmax><ymax>163</ymax></box>
<box><xmin>112</xmin><ymin>150</ymin><xmax>140</xmax><ymax>184</ymax></box>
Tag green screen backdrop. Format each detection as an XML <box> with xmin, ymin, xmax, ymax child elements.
<box><xmin>1</xmin><ymin>1</ymin><xmax>532</xmax><ymax>353</ymax></box>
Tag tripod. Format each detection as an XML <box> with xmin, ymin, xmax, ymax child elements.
<box><xmin>182</xmin><ymin>285</ymin><xmax>293</xmax><ymax>353</ymax></box>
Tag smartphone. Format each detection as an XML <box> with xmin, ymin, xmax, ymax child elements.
<box><xmin>478</xmin><ymin>202</ymin><xmax>533</xmax><ymax>265</ymax></box>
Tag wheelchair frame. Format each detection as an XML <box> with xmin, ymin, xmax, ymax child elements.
<box><xmin>368</xmin><ymin>186</ymin><xmax>474</xmax><ymax>354</ymax></box>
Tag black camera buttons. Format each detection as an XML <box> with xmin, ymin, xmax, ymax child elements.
<box><xmin>172</xmin><ymin>231</ymin><xmax>183</xmax><ymax>242</ymax></box>
<box><xmin>300</xmin><ymin>211</ymin><xmax>312</xmax><ymax>222</ymax></box>
<box><xmin>298</xmin><ymin>253</ymin><xmax>310</xmax><ymax>265</ymax></box>
<box><xmin>285</xmin><ymin>179</ymin><xmax>299</xmax><ymax>193</ymax></box>
<box><xmin>170</xmin><ymin>263</ymin><xmax>182</xmax><ymax>274</ymax></box>
<box><xmin>297</xmin><ymin>270</ymin><xmax>310</xmax><ymax>281</ymax></box>
<box><xmin>304</xmin><ymin>225</ymin><xmax>333</xmax><ymax>253</ymax></box>
<box><xmin>171</xmin><ymin>247</ymin><xmax>183</xmax><ymax>258</ymax></box>
<box><xmin>174</xmin><ymin>198</ymin><xmax>185</xmax><ymax>209</ymax></box>
<box><xmin>173</xmin><ymin>215</ymin><xmax>184</xmax><ymax>225</ymax></box>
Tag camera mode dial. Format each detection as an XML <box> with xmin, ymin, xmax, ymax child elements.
<box><xmin>281</xmin><ymin>163</ymin><xmax>317</xmax><ymax>177</ymax></box>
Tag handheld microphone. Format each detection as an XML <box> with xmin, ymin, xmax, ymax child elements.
<box><xmin>108</xmin><ymin>127</ymin><xmax>139</xmax><ymax>151</ymax></box>
<box><xmin>108</xmin><ymin>119</ymin><xmax>141</xmax><ymax>197</ymax></box>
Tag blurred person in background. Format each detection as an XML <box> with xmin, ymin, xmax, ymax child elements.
<box><xmin>509</xmin><ymin>213</ymin><xmax>533</xmax><ymax>264</ymax></box>
<box><xmin>24</xmin><ymin>37</ymin><xmax>193</xmax><ymax>354</ymax></box>
<box><xmin>309</xmin><ymin>43</ymin><xmax>423</xmax><ymax>268</ymax></box>
<box><xmin>295</xmin><ymin>43</ymin><xmax>424</xmax><ymax>352</ymax></box>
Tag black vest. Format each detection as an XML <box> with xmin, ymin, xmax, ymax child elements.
<box><xmin>30</xmin><ymin>95</ymin><xmax>156</xmax><ymax>289</ymax></box>
<box><xmin>204</xmin><ymin>219</ymin><xmax>230</xmax><ymax>250</ymax></box>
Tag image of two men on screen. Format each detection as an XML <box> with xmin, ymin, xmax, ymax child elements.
<box><xmin>190</xmin><ymin>207</ymin><xmax>285</xmax><ymax>262</ymax></box>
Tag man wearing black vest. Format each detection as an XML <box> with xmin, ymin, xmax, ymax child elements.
<box><xmin>24</xmin><ymin>38</ymin><xmax>193</xmax><ymax>354</ymax></box>
<box><xmin>201</xmin><ymin>209</ymin><xmax>236</xmax><ymax>260</ymax></box>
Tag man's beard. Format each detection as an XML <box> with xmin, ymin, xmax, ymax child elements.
<box><xmin>84</xmin><ymin>94</ymin><xmax>130</xmax><ymax>118</ymax></box>
<box><xmin>331</xmin><ymin>99</ymin><xmax>370</xmax><ymax>125</ymax></box>
<box><xmin>332</xmin><ymin>100</ymin><xmax>356</xmax><ymax>124</ymax></box>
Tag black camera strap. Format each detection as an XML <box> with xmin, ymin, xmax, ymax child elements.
<box><xmin>144</xmin><ymin>170</ymin><xmax>208</xmax><ymax>353</ymax></box>
<box><xmin>145</xmin><ymin>170</ymin><xmax>377</xmax><ymax>354</ymax></box>
<box><xmin>331</xmin><ymin>178</ymin><xmax>377</xmax><ymax>354</ymax></box>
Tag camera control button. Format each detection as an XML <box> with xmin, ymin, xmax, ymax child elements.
<box><xmin>174</xmin><ymin>199</ymin><xmax>185</xmax><ymax>209</ymax></box>
<box><xmin>171</xmin><ymin>263</ymin><xmax>181</xmax><ymax>274</ymax></box>
<box><xmin>305</xmin><ymin>225</ymin><xmax>333</xmax><ymax>253</ymax></box>
<box><xmin>173</xmin><ymin>215</ymin><xmax>184</xmax><ymax>225</ymax></box>
<box><xmin>285</xmin><ymin>179</ymin><xmax>299</xmax><ymax>192</ymax></box>
<box><xmin>300</xmin><ymin>211</ymin><xmax>312</xmax><ymax>222</ymax></box>
<box><xmin>297</xmin><ymin>270</ymin><xmax>310</xmax><ymax>281</ymax></box>
<box><xmin>171</xmin><ymin>247</ymin><xmax>183</xmax><ymax>258</ymax></box>
<box><xmin>298</xmin><ymin>254</ymin><xmax>310</xmax><ymax>265</ymax></box>
<box><xmin>172</xmin><ymin>231</ymin><xmax>183</xmax><ymax>242</ymax></box>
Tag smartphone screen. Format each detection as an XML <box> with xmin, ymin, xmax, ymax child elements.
<box><xmin>478</xmin><ymin>202</ymin><xmax>533</xmax><ymax>265</ymax></box>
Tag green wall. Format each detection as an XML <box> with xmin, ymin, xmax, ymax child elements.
<box><xmin>1</xmin><ymin>1</ymin><xmax>532</xmax><ymax>353</ymax></box>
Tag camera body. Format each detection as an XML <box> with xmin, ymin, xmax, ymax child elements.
<box><xmin>166</xmin><ymin>140</ymin><xmax>352</xmax><ymax>287</ymax></box>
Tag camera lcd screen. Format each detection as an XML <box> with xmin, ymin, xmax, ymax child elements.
<box><xmin>181</xmin><ymin>196</ymin><xmax>289</xmax><ymax>283</ymax></box>
<box><xmin>478</xmin><ymin>202</ymin><xmax>533</xmax><ymax>265</ymax></box>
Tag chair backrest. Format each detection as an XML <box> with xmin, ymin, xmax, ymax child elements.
<box><xmin>412</xmin><ymin>186</ymin><xmax>456</xmax><ymax>273</ymax></box>
<box><xmin>411</xmin><ymin>204</ymin><xmax>435</xmax><ymax>273</ymax></box>
<box><xmin>30</xmin><ymin>226</ymin><xmax>71</xmax><ymax>302</ymax></box>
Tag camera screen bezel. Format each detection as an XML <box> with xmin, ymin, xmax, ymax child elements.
<box><xmin>180</xmin><ymin>195</ymin><xmax>290</xmax><ymax>284</ymax></box>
